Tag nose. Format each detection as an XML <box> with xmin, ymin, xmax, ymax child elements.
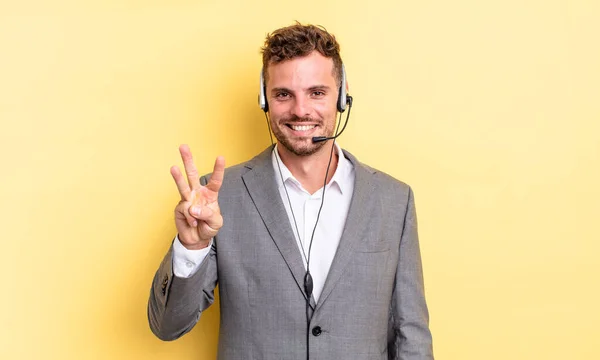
<box><xmin>291</xmin><ymin>96</ymin><xmax>310</xmax><ymax>118</ymax></box>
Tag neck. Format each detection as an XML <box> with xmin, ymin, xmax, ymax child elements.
<box><xmin>277</xmin><ymin>143</ymin><xmax>339</xmax><ymax>195</ymax></box>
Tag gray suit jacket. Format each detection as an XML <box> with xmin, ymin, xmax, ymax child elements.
<box><xmin>148</xmin><ymin>147</ymin><xmax>433</xmax><ymax>360</ymax></box>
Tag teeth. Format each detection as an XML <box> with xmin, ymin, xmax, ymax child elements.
<box><xmin>291</xmin><ymin>125</ymin><xmax>316</xmax><ymax>131</ymax></box>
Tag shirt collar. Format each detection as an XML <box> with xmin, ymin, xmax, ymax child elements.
<box><xmin>271</xmin><ymin>143</ymin><xmax>354</xmax><ymax>195</ymax></box>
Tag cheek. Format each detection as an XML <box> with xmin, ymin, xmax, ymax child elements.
<box><xmin>269</xmin><ymin>103</ymin><xmax>290</xmax><ymax>118</ymax></box>
<box><xmin>317</xmin><ymin>105</ymin><xmax>338</xmax><ymax>123</ymax></box>
<box><xmin>313</xmin><ymin>100</ymin><xmax>337</xmax><ymax>117</ymax></box>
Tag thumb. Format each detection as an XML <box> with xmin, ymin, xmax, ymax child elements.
<box><xmin>189</xmin><ymin>205</ymin><xmax>214</xmax><ymax>220</ymax></box>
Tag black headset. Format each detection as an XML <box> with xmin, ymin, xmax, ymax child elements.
<box><xmin>259</xmin><ymin>64</ymin><xmax>349</xmax><ymax>113</ymax></box>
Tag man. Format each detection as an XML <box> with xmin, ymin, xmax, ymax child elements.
<box><xmin>148</xmin><ymin>23</ymin><xmax>434</xmax><ymax>359</ymax></box>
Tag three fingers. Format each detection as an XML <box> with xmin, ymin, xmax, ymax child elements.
<box><xmin>171</xmin><ymin>145</ymin><xmax>225</xmax><ymax>229</ymax></box>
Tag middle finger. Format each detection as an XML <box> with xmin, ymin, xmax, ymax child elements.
<box><xmin>179</xmin><ymin>144</ymin><xmax>201</xmax><ymax>190</ymax></box>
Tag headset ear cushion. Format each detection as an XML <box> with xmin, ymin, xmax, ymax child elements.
<box><xmin>259</xmin><ymin>69</ymin><xmax>269</xmax><ymax>112</ymax></box>
<box><xmin>337</xmin><ymin>87</ymin><xmax>346</xmax><ymax>113</ymax></box>
<box><xmin>263</xmin><ymin>91</ymin><xmax>269</xmax><ymax>112</ymax></box>
<box><xmin>337</xmin><ymin>65</ymin><xmax>347</xmax><ymax>113</ymax></box>
<box><xmin>260</xmin><ymin>86</ymin><xmax>268</xmax><ymax>112</ymax></box>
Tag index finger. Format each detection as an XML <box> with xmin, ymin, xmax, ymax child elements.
<box><xmin>205</xmin><ymin>156</ymin><xmax>225</xmax><ymax>193</ymax></box>
<box><xmin>179</xmin><ymin>144</ymin><xmax>201</xmax><ymax>190</ymax></box>
<box><xmin>170</xmin><ymin>165</ymin><xmax>191</xmax><ymax>201</ymax></box>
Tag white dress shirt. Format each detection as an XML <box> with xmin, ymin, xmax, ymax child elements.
<box><xmin>172</xmin><ymin>143</ymin><xmax>355</xmax><ymax>302</ymax></box>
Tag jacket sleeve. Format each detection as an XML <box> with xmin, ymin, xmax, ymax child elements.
<box><xmin>388</xmin><ymin>187</ymin><xmax>434</xmax><ymax>359</ymax></box>
<box><xmin>147</xmin><ymin>175</ymin><xmax>219</xmax><ymax>341</ymax></box>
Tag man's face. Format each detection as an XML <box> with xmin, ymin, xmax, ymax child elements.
<box><xmin>266</xmin><ymin>51</ymin><xmax>339</xmax><ymax>157</ymax></box>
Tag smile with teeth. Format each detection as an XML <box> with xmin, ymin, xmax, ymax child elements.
<box><xmin>287</xmin><ymin>124</ymin><xmax>317</xmax><ymax>131</ymax></box>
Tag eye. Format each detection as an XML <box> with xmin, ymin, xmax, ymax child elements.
<box><xmin>275</xmin><ymin>92</ymin><xmax>290</xmax><ymax>99</ymax></box>
<box><xmin>312</xmin><ymin>91</ymin><xmax>325</xmax><ymax>97</ymax></box>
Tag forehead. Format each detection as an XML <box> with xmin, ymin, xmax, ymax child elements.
<box><xmin>266</xmin><ymin>51</ymin><xmax>336</xmax><ymax>88</ymax></box>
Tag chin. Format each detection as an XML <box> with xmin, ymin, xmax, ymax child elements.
<box><xmin>280</xmin><ymin>139</ymin><xmax>325</xmax><ymax>157</ymax></box>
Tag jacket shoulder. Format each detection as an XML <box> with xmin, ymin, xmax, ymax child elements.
<box><xmin>353</xmin><ymin>158</ymin><xmax>413</xmax><ymax>198</ymax></box>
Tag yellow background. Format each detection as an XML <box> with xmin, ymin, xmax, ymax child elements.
<box><xmin>1</xmin><ymin>0</ymin><xmax>598</xmax><ymax>359</ymax></box>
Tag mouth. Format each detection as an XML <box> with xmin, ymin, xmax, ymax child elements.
<box><xmin>285</xmin><ymin>123</ymin><xmax>318</xmax><ymax>135</ymax></box>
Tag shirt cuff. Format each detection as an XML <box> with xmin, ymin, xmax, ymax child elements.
<box><xmin>172</xmin><ymin>234</ymin><xmax>212</xmax><ymax>278</ymax></box>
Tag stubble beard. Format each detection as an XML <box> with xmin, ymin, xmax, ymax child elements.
<box><xmin>270</xmin><ymin>116</ymin><xmax>334</xmax><ymax>156</ymax></box>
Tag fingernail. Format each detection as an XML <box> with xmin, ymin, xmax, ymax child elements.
<box><xmin>192</xmin><ymin>207</ymin><xmax>201</xmax><ymax>216</ymax></box>
<box><xmin>192</xmin><ymin>220</ymin><xmax>198</xmax><ymax>227</ymax></box>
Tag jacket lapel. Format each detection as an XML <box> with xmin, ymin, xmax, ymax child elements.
<box><xmin>241</xmin><ymin>146</ymin><xmax>311</xmax><ymax>303</ymax></box>
<box><xmin>316</xmin><ymin>150</ymin><xmax>376</xmax><ymax>309</ymax></box>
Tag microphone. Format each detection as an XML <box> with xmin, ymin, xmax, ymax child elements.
<box><xmin>312</xmin><ymin>95</ymin><xmax>353</xmax><ymax>143</ymax></box>
<box><xmin>312</xmin><ymin>128</ymin><xmax>346</xmax><ymax>143</ymax></box>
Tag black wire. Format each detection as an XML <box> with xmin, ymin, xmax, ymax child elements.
<box><xmin>264</xmin><ymin>111</ymin><xmax>275</xmax><ymax>146</ymax></box>
<box><xmin>263</xmin><ymin>105</ymin><xmax>351</xmax><ymax>360</ymax></box>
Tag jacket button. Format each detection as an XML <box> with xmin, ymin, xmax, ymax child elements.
<box><xmin>311</xmin><ymin>326</ymin><xmax>322</xmax><ymax>336</ymax></box>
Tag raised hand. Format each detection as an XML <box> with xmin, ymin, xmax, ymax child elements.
<box><xmin>170</xmin><ymin>144</ymin><xmax>225</xmax><ymax>250</ymax></box>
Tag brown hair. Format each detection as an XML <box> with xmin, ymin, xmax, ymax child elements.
<box><xmin>261</xmin><ymin>22</ymin><xmax>343</xmax><ymax>86</ymax></box>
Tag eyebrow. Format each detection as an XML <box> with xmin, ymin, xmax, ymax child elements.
<box><xmin>270</xmin><ymin>87</ymin><xmax>292</xmax><ymax>94</ymax></box>
<box><xmin>308</xmin><ymin>85</ymin><xmax>332</xmax><ymax>91</ymax></box>
<box><xmin>270</xmin><ymin>85</ymin><xmax>332</xmax><ymax>94</ymax></box>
